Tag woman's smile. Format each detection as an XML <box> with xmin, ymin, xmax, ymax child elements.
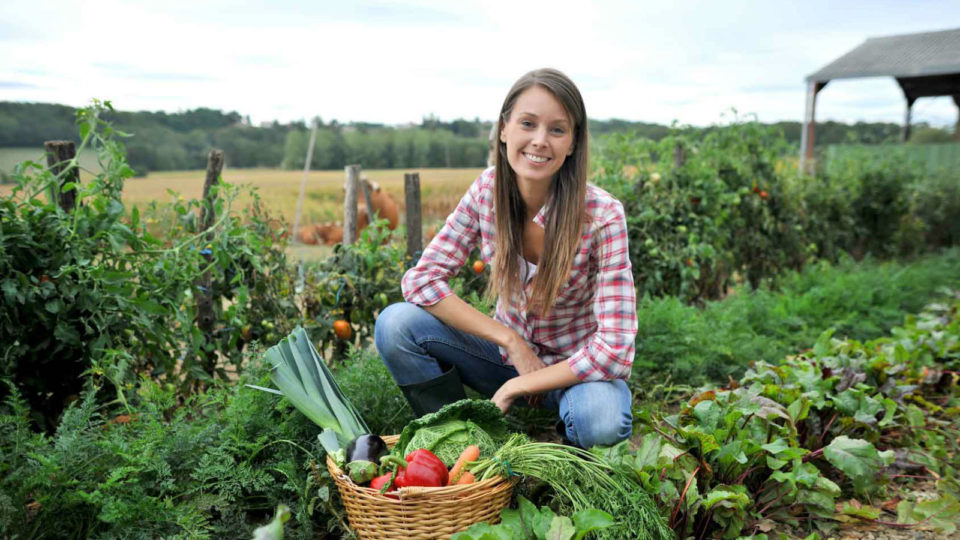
<box><xmin>500</xmin><ymin>85</ymin><xmax>574</xmax><ymax>186</ymax></box>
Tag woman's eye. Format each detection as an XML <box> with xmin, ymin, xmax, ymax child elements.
<box><xmin>552</xmin><ymin>127</ymin><xmax>567</xmax><ymax>135</ymax></box>
<box><xmin>521</xmin><ymin>120</ymin><xmax>534</xmax><ymax>128</ymax></box>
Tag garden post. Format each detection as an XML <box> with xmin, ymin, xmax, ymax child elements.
<box><xmin>673</xmin><ymin>142</ymin><xmax>686</xmax><ymax>168</ymax></box>
<box><xmin>197</xmin><ymin>149</ymin><xmax>224</xmax><ymax>377</ymax></box>
<box><xmin>343</xmin><ymin>164</ymin><xmax>361</xmax><ymax>245</ymax></box>
<box><xmin>360</xmin><ymin>175</ymin><xmax>374</xmax><ymax>226</ymax></box>
<box><xmin>44</xmin><ymin>140</ymin><xmax>79</xmax><ymax>212</ymax></box>
<box><xmin>404</xmin><ymin>172</ymin><xmax>422</xmax><ymax>262</ymax></box>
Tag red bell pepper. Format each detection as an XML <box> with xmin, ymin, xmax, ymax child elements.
<box><xmin>379</xmin><ymin>449</ymin><xmax>448</xmax><ymax>488</ymax></box>
<box><xmin>404</xmin><ymin>449</ymin><xmax>448</xmax><ymax>487</ymax></box>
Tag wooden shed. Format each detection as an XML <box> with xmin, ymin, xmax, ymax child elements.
<box><xmin>801</xmin><ymin>27</ymin><xmax>960</xmax><ymax>172</ymax></box>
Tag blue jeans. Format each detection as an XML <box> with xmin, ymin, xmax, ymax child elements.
<box><xmin>374</xmin><ymin>302</ymin><xmax>633</xmax><ymax>448</ymax></box>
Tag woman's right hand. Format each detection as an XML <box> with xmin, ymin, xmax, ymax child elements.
<box><xmin>504</xmin><ymin>333</ymin><xmax>546</xmax><ymax>406</ymax></box>
<box><xmin>504</xmin><ymin>332</ymin><xmax>546</xmax><ymax>376</ymax></box>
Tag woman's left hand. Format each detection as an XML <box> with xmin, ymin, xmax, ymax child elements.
<box><xmin>491</xmin><ymin>379</ymin><xmax>520</xmax><ymax>413</ymax></box>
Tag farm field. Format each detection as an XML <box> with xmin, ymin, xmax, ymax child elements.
<box><xmin>1</xmin><ymin>164</ymin><xmax>481</xmax><ymax>226</ymax></box>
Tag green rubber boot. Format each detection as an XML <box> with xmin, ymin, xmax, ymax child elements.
<box><xmin>399</xmin><ymin>365</ymin><xmax>467</xmax><ymax>417</ymax></box>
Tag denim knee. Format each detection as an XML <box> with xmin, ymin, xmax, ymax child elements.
<box><xmin>374</xmin><ymin>302</ymin><xmax>419</xmax><ymax>358</ymax></box>
<box><xmin>374</xmin><ymin>302</ymin><xmax>445</xmax><ymax>384</ymax></box>
<box><xmin>561</xmin><ymin>380</ymin><xmax>633</xmax><ymax>448</ymax></box>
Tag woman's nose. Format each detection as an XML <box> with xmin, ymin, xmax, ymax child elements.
<box><xmin>531</xmin><ymin>127</ymin><xmax>548</xmax><ymax>146</ymax></box>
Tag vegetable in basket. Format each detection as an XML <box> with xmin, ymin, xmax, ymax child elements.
<box><xmin>344</xmin><ymin>434</ymin><xmax>389</xmax><ymax>485</ymax></box>
<box><xmin>394</xmin><ymin>399</ymin><xmax>508</xmax><ymax>467</ymax></box>
<box><xmin>380</xmin><ymin>448</ymin><xmax>449</xmax><ymax>488</ymax></box>
<box><xmin>247</xmin><ymin>327</ymin><xmax>388</xmax><ymax>484</ymax></box>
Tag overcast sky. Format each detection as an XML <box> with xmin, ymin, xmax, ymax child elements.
<box><xmin>2</xmin><ymin>0</ymin><xmax>959</xmax><ymax>128</ymax></box>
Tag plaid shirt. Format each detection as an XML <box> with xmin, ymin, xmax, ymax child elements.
<box><xmin>401</xmin><ymin>167</ymin><xmax>637</xmax><ymax>382</ymax></box>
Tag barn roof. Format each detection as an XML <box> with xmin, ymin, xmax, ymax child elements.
<box><xmin>806</xmin><ymin>27</ymin><xmax>960</xmax><ymax>82</ymax></box>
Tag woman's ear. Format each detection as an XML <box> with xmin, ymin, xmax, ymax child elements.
<box><xmin>499</xmin><ymin>130</ymin><xmax>506</xmax><ymax>143</ymax></box>
<box><xmin>567</xmin><ymin>145</ymin><xmax>574</xmax><ymax>156</ymax></box>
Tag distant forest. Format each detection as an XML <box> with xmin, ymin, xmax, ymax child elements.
<box><xmin>0</xmin><ymin>102</ymin><xmax>954</xmax><ymax>176</ymax></box>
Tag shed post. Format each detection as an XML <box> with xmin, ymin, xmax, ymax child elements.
<box><xmin>799</xmin><ymin>81</ymin><xmax>827</xmax><ymax>175</ymax></box>
<box><xmin>953</xmin><ymin>95</ymin><xmax>960</xmax><ymax>141</ymax></box>
<box><xmin>901</xmin><ymin>96</ymin><xmax>917</xmax><ymax>143</ymax></box>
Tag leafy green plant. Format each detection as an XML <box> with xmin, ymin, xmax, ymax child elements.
<box><xmin>632</xmin><ymin>249</ymin><xmax>960</xmax><ymax>388</ymax></box>
<box><xmin>451</xmin><ymin>496</ymin><xmax>615</xmax><ymax>540</ymax></box>
<box><xmin>0</xmin><ymin>101</ymin><xmax>304</xmax><ymax>428</ymax></box>
<box><xmin>619</xmin><ymin>294</ymin><xmax>960</xmax><ymax>538</ymax></box>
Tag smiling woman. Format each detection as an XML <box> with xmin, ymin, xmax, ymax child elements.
<box><xmin>374</xmin><ymin>68</ymin><xmax>637</xmax><ymax>450</ymax></box>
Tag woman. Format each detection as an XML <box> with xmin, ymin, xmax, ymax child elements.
<box><xmin>374</xmin><ymin>68</ymin><xmax>636</xmax><ymax>449</ymax></box>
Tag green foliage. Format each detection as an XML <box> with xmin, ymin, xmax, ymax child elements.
<box><xmin>331</xmin><ymin>345</ymin><xmax>414</xmax><ymax>437</ymax></box>
<box><xmin>632</xmin><ymin>249</ymin><xmax>960</xmax><ymax>388</ymax></box>
<box><xmin>594</xmin><ymin>120</ymin><xmax>960</xmax><ymax>304</ymax></box>
<box><xmin>0</xmin><ymin>342</ymin><xmax>411</xmax><ymax>539</ymax></box>
<box><xmin>0</xmin><ymin>101</ymin><xmax>301</xmax><ymax>428</ymax></box>
<box><xmin>0</xmin><ymin>356</ymin><xmax>344</xmax><ymax>538</ymax></box>
<box><xmin>594</xmin><ymin>119</ymin><xmax>806</xmax><ymax>302</ymax></box>
<box><xmin>618</xmin><ymin>295</ymin><xmax>960</xmax><ymax>538</ymax></box>
<box><xmin>451</xmin><ymin>496</ymin><xmax>615</xmax><ymax>540</ymax></box>
<box><xmin>300</xmin><ymin>220</ymin><xmax>407</xmax><ymax>353</ymax></box>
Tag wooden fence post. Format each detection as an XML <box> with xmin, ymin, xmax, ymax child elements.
<box><xmin>44</xmin><ymin>140</ymin><xmax>79</xmax><ymax>212</ymax></box>
<box><xmin>405</xmin><ymin>172</ymin><xmax>422</xmax><ymax>262</ymax></box>
<box><xmin>673</xmin><ymin>142</ymin><xmax>687</xmax><ymax>168</ymax></box>
<box><xmin>197</xmin><ymin>149</ymin><xmax>224</xmax><ymax>377</ymax></box>
<box><xmin>360</xmin><ymin>175</ymin><xmax>374</xmax><ymax>227</ymax></box>
<box><xmin>343</xmin><ymin>164</ymin><xmax>361</xmax><ymax>245</ymax></box>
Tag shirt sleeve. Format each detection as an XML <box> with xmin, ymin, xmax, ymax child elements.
<box><xmin>401</xmin><ymin>172</ymin><xmax>484</xmax><ymax>306</ymax></box>
<box><xmin>565</xmin><ymin>201</ymin><xmax>638</xmax><ymax>381</ymax></box>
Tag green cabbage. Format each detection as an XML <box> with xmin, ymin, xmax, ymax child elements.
<box><xmin>395</xmin><ymin>399</ymin><xmax>509</xmax><ymax>467</ymax></box>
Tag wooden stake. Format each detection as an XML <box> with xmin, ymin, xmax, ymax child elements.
<box><xmin>405</xmin><ymin>172</ymin><xmax>422</xmax><ymax>261</ymax></box>
<box><xmin>197</xmin><ymin>149</ymin><xmax>224</xmax><ymax>377</ymax></box>
<box><xmin>44</xmin><ymin>140</ymin><xmax>79</xmax><ymax>213</ymax></box>
<box><xmin>343</xmin><ymin>164</ymin><xmax>361</xmax><ymax>245</ymax></box>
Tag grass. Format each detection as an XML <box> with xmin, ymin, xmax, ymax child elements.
<box><xmin>632</xmin><ymin>248</ymin><xmax>960</xmax><ymax>392</ymax></box>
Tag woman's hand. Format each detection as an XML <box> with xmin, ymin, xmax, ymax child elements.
<box><xmin>504</xmin><ymin>332</ymin><xmax>546</xmax><ymax>375</ymax></box>
<box><xmin>504</xmin><ymin>333</ymin><xmax>546</xmax><ymax>406</ymax></box>
<box><xmin>491</xmin><ymin>378</ymin><xmax>519</xmax><ymax>413</ymax></box>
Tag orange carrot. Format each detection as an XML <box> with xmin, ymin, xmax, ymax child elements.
<box><xmin>447</xmin><ymin>445</ymin><xmax>481</xmax><ymax>485</ymax></box>
<box><xmin>456</xmin><ymin>471</ymin><xmax>476</xmax><ymax>485</ymax></box>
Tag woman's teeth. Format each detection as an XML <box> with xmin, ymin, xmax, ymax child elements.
<box><xmin>524</xmin><ymin>153</ymin><xmax>549</xmax><ymax>163</ymax></box>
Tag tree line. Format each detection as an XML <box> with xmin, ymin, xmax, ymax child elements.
<box><xmin>0</xmin><ymin>102</ymin><xmax>954</xmax><ymax>176</ymax></box>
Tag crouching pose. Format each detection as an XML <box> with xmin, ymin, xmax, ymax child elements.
<box><xmin>375</xmin><ymin>68</ymin><xmax>636</xmax><ymax>449</ymax></box>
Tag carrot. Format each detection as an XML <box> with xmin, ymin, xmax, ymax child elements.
<box><xmin>456</xmin><ymin>471</ymin><xmax>476</xmax><ymax>485</ymax></box>
<box><xmin>447</xmin><ymin>445</ymin><xmax>481</xmax><ymax>485</ymax></box>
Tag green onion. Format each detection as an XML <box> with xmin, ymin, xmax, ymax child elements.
<box><xmin>470</xmin><ymin>434</ymin><xmax>672</xmax><ymax>540</ymax></box>
<box><xmin>248</xmin><ymin>327</ymin><xmax>369</xmax><ymax>455</ymax></box>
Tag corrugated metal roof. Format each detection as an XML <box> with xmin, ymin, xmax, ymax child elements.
<box><xmin>807</xmin><ymin>27</ymin><xmax>960</xmax><ymax>82</ymax></box>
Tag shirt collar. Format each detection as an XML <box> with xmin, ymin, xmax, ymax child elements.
<box><xmin>532</xmin><ymin>197</ymin><xmax>551</xmax><ymax>228</ymax></box>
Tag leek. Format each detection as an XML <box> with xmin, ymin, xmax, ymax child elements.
<box><xmin>248</xmin><ymin>327</ymin><xmax>369</xmax><ymax>456</ymax></box>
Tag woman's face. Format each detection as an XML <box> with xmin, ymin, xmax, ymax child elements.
<box><xmin>500</xmin><ymin>85</ymin><xmax>575</xmax><ymax>187</ymax></box>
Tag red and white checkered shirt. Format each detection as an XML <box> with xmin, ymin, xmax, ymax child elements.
<box><xmin>401</xmin><ymin>167</ymin><xmax>637</xmax><ymax>382</ymax></box>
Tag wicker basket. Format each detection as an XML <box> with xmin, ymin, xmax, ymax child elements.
<box><xmin>326</xmin><ymin>435</ymin><xmax>515</xmax><ymax>539</ymax></box>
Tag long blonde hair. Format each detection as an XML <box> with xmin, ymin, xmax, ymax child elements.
<box><xmin>490</xmin><ymin>68</ymin><xmax>589</xmax><ymax>315</ymax></box>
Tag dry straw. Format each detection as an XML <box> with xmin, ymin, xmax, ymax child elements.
<box><xmin>326</xmin><ymin>435</ymin><xmax>515</xmax><ymax>539</ymax></box>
